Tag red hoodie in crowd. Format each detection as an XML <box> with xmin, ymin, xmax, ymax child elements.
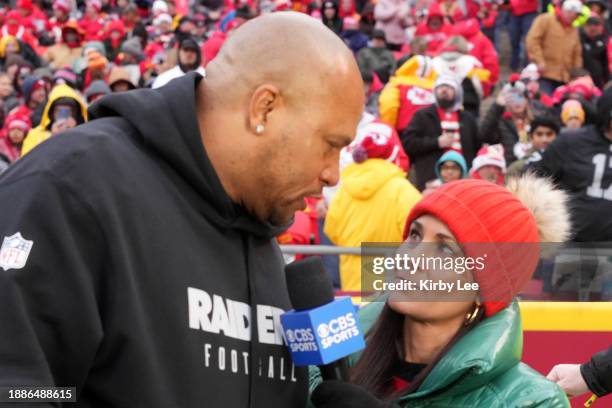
<box><xmin>414</xmin><ymin>3</ymin><xmax>453</xmax><ymax>55</ymax></box>
<box><xmin>0</xmin><ymin>112</ymin><xmax>31</xmax><ymax>162</ymax></box>
<box><xmin>1</xmin><ymin>10</ymin><xmax>38</xmax><ymax>49</ymax></box>
<box><xmin>17</xmin><ymin>0</ymin><xmax>47</xmax><ymax>32</ymax></box>
<box><xmin>452</xmin><ymin>18</ymin><xmax>499</xmax><ymax>95</ymax></box>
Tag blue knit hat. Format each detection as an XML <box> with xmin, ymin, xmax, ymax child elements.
<box><xmin>435</xmin><ymin>150</ymin><xmax>468</xmax><ymax>181</ymax></box>
<box><xmin>21</xmin><ymin>75</ymin><xmax>46</xmax><ymax>103</ymax></box>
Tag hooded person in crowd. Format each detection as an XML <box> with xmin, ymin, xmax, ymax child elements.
<box><xmin>42</xmin><ymin>22</ymin><xmax>85</xmax><ymax>70</ymax></box>
<box><xmin>402</xmin><ymin>74</ymin><xmax>489</xmax><ymax>191</ymax></box>
<box><xmin>152</xmin><ymin>37</ymin><xmax>206</xmax><ymax>88</ymax></box>
<box><xmin>324</xmin><ymin>121</ymin><xmax>420</xmax><ymax>292</ymax></box>
<box><xmin>356</xmin><ymin>29</ymin><xmax>396</xmax><ymax>84</ymax></box>
<box><xmin>431</xmin><ymin>36</ymin><xmax>491</xmax><ymax>117</ymax></box>
<box><xmin>108</xmin><ymin>66</ymin><xmax>138</xmax><ymax>92</ymax></box>
<box><xmin>480</xmin><ymin>77</ymin><xmax>534</xmax><ymax>164</ymax></box>
<box><xmin>1</xmin><ymin>10</ymin><xmax>38</xmax><ymax>50</ymax></box>
<box><xmin>0</xmin><ymin>112</ymin><xmax>31</xmax><ymax>162</ymax></box>
<box><xmin>506</xmin><ymin>115</ymin><xmax>560</xmax><ymax>177</ymax></box>
<box><xmin>103</xmin><ymin>19</ymin><xmax>128</xmax><ymax>61</ymax></box>
<box><xmin>79</xmin><ymin>0</ymin><xmax>107</xmax><ymax>42</ymax></box>
<box><xmin>321</xmin><ymin>0</ymin><xmax>344</xmax><ymax>35</ymax></box>
<box><xmin>84</xmin><ymin>79</ymin><xmax>112</xmax><ymax>104</ymax></box>
<box><xmin>530</xmin><ymin>86</ymin><xmax>612</xmax><ymax>242</ymax></box>
<box><xmin>580</xmin><ymin>15</ymin><xmax>609</xmax><ymax>88</ymax></box>
<box><xmin>20</xmin><ymin>84</ymin><xmax>88</xmax><ymax>156</ymax></box>
<box><xmin>379</xmin><ymin>52</ymin><xmax>436</xmax><ymax>134</ymax></box>
<box><xmin>0</xmin><ymin>13</ymin><xmax>365</xmax><ymax>407</ymax></box>
<box><xmin>525</xmin><ymin>0</ymin><xmax>584</xmax><ymax>95</ymax></box>
<box><xmin>470</xmin><ymin>144</ymin><xmax>507</xmax><ymax>185</ymax></box>
<box><xmin>422</xmin><ymin>149</ymin><xmax>467</xmax><ymax>195</ymax></box>
<box><xmin>310</xmin><ymin>173</ymin><xmax>571</xmax><ymax>408</ymax></box>
<box><xmin>414</xmin><ymin>2</ymin><xmax>453</xmax><ymax>55</ymax></box>
<box><xmin>10</xmin><ymin>75</ymin><xmax>47</xmax><ymax>127</ymax></box>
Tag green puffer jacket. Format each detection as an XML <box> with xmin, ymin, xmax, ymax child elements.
<box><xmin>309</xmin><ymin>302</ymin><xmax>570</xmax><ymax>407</ymax></box>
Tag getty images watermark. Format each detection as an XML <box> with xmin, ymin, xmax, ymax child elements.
<box><xmin>358</xmin><ymin>242</ymin><xmax>558</xmax><ymax>302</ymax></box>
<box><xmin>371</xmin><ymin>252</ymin><xmax>486</xmax><ymax>293</ymax></box>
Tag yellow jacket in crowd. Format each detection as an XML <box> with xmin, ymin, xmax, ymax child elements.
<box><xmin>21</xmin><ymin>84</ymin><xmax>88</xmax><ymax>156</ymax></box>
<box><xmin>324</xmin><ymin>159</ymin><xmax>421</xmax><ymax>292</ymax></box>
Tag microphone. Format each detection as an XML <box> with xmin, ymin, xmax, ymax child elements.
<box><xmin>280</xmin><ymin>257</ymin><xmax>365</xmax><ymax>381</ymax></box>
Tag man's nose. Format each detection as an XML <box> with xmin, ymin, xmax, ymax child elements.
<box><xmin>320</xmin><ymin>160</ymin><xmax>340</xmax><ymax>187</ymax></box>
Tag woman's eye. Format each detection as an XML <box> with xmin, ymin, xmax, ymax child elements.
<box><xmin>438</xmin><ymin>243</ymin><xmax>454</xmax><ymax>256</ymax></box>
<box><xmin>408</xmin><ymin>229</ymin><xmax>421</xmax><ymax>243</ymax></box>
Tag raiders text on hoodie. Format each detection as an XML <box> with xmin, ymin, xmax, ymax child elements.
<box><xmin>0</xmin><ymin>73</ymin><xmax>308</xmax><ymax>408</ymax></box>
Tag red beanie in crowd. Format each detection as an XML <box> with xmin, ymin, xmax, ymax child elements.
<box><xmin>402</xmin><ymin>176</ymin><xmax>570</xmax><ymax>317</ymax></box>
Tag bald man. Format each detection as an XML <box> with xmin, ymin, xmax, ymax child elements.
<box><xmin>0</xmin><ymin>13</ymin><xmax>363</xmax><ymax>408</ymax></box>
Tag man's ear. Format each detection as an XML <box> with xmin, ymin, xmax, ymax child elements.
<box><xmin>248</xmin><ymin>84</ymin><xmax>281</xmax><ymax>135</ymax></box>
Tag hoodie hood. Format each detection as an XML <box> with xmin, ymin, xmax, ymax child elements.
<box><xmin>452</xmin><ymin>18</ymin><xmax>479</xmax><ymax>39</ymax></box>
<box><xmin>434</xmin><ymin>74</ymin><xmax>463</xmax><ymax>111</ymax></box>
<box><xmin>427</xmin><ymin>2</ymin><xmax>444</xmax><ymax>21</ymax></box>
<box><xmin>89</xmin><ymin>72</ymin><xmax>287</xmax><ymax>238</ymax></box>
<box><xmin>341</xmin><ymin>159</ymin><xmax>405</xmax><ymax>200</ymax></box>
<box><xmin>40</xmin><ymin>84</ymin><xmax>88</xmax><ymax>131</ymax></box>
<box><xmin>435</xmin><ymin>150</ymin><xmax>467</xmax><ymax>180</ymax></box>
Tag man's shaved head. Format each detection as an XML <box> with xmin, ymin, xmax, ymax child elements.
<box><xmin>197</xmin><ymin>12</ymin><xmax>364</xmax><ymax>226</ymax></box>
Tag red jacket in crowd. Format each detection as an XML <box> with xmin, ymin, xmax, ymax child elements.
<box><xmin>2</xmin><ymin>10</ymin><xmax>38</xmax><ymax>49</ymax></box>
<box><xmin>510</xmin><ymin>0</ymin><xmax>538</xmax><ymax>16</ymax></box>
<box><xmin>414</xmin><ymin>3</ymin><xmax>453</xmax><ymax>55</ymax></box>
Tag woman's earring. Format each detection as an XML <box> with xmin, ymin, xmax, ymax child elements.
<box><xmin>255</xmin><ymin>124</ymin><xmax>265</xmax><ymax>134</ymax></box>
<box><xmin>465</xmin><ymin>301</ymin><xmax>481</xmax><ymax>326</ymax></box>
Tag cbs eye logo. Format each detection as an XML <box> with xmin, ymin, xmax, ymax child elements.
<box><xmin>317</xmin><ymin>323</ymin><xmax>330</xmax><ymax>338</ymax></box>
<box><xmin>285</xmin><ymin>329</ymin><xmax>296</xmax><ymax>343</ymax></box>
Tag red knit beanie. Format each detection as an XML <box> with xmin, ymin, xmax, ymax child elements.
<box><xmin>403</xmin><ymin>178</ymin><xmax>544</xmax><ymax>317</ymax></box>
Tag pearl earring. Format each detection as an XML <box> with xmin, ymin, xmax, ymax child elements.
<box><xmin>255</xmin><ymin>124</ymin><xmax>265</xmax><ymax>134</ymax></box>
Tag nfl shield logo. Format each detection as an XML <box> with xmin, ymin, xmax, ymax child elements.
<box><xmin>0</xmin><ymin>232</ymin><xmax>34</xmax><ymax>271</ymax></box>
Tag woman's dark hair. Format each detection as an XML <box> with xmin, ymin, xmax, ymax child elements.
<box><xmin>350</xmin><ymin>302</ymin><xmax>484</xmax><ymax>401</ymax></box>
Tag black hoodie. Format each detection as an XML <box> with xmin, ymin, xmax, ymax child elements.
<box><xmin>0</xmin><ymin>73</ymin><xmax>308</xmax><ymax>407</ymax></box>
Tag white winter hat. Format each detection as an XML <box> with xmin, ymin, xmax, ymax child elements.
<box><xmin>562</xmin><ymin>0</ymin><xmax>583</xmax><ymax>13</ymax></box>
<box><xmin>152</xmin><ymin>0</ymin><xmax>168</xmax><ymax>13</ymax></box>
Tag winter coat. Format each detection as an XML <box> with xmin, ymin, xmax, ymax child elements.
<box><xmin>379</xmin><ymin>56</ymin><xmax>436</xmax><ymax>133</ymax></box>
<box><xmin>21</xmin><ymin>84</ymin><xmax>88</xmax><ymax>156</ymax></box>
<box><xmin>324</xmin><ymin>159</ymin><xmax>421</xmax><ymax>291</ymax></box>
<box><xmin>526</xmin><ymin>13</ymin><xmax>582</xmax><ymax>83</ymax></box>
<box><xmin>414</xmin><ymin>3</ymin><xmax>453</xmax><ymax>55</ymax></box>
<box><xmin>374</xmin><ymin>0</ymin><xmax>411</xmax><ymax>45</ymax></box>
<box><xmin>580</xmin><ymin>30</ymin><xmax>609</xmax><ymax>89</ymax></box>
<box><xmin>582</xmin><ymin>345</ymin><xmax>612</xmax><ymax>397</ymax></box>
<box><xmin>309</xmin><ymin>302</ymin><xmax>570</xmax><ymax>407</ymax></box>
<box><xmin>401</xmin><ymin>104</ymin><xmax>486</xmax><ymax>191</ymax></box>
<box><xmin>42</xmin><ymin>44</ymin><xmax>84</xmax><ymax>70</ymax></box>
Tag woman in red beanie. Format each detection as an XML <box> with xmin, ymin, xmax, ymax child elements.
<box><xmin>310</xmin><ymin>173</ymin><xmax>572</xmax><ymax>408</ymax></box>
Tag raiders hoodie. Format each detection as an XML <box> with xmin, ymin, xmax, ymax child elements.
<box><xmin>0</xmin><ymin>73</ymin><xmax>308</xmax><ymax>407</ymax></box>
